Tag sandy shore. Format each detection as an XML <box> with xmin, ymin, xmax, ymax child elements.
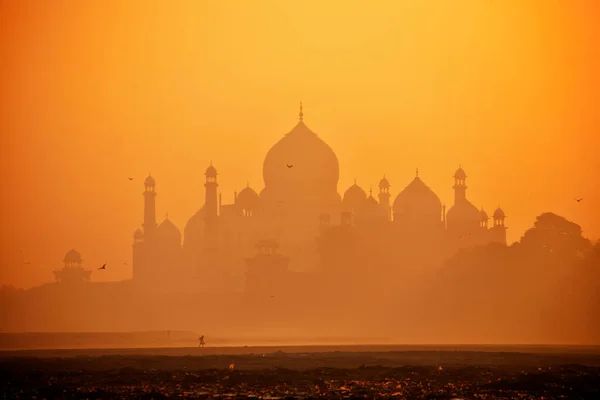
<box><xmin>2</xmin><ymin>344</ymin><xmax>600</xmax><ymax>362</ymax></box>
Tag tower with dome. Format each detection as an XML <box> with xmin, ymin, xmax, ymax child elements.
<box><xmin>53</xmin><ymin>249</ymin><xmax>93</xmax><ymax>284</ymax></box>
<box><xmin>129</xmin><ymin>104</ymin><xmax>507</xmax><ymax>294</ymax></box>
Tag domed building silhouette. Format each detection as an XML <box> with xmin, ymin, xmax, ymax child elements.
<box><xmin>261</xmin><ymin>103</ymin><xmax>340</xmax><ymax>210</ymax></box>
<box><xmin>53</xmin><ymin>249</ymin><xmax>93</xmax><ymax>284</ymax></box>
<box><xmin>393</xmin><ymin>169</ymin><xmax>443</xmax><ymax>231</ymax></box>
<box><xmin>130</xmin><ymin>104</ymin><xmax>507</xmax><ymax>294</ymax></box>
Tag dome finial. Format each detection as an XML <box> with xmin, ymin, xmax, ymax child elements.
<box><xmin>369</xmin><ymin>187</ymin><xmax>373</xmax><ymax>197</ymax></box>
<box><xmin>354</xmin><ymin>178</ymin><xmax>357</xmax><ymax>185</ymax></box>
<box><xmin>246</xmin><ymin>180</ymin><xmax>249</xmax><ymax>188</ymax></box>
<box><xmin>299</xmin><ymin>101</ymin><xmax>304</xmax><ymax>122</ymax></box>
<box><xmin>416</xmin><ymin>168</ymin><xmax>419</xmax><ymax>177</ymax></box>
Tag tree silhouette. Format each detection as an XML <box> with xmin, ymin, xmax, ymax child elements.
<box><xmin>438</xmin><ymin>213</ymin><xmax>597</xmax><ymax>343</ymax></box>
<box><xmin>519</xmin><ymin>212</ymin><xmax>591</xmax><ymax>259</ymax></box>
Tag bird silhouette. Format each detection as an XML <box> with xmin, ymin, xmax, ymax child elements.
<box><xmin>286</xmin><ymin>164</ymin><xmax>293</xmax><ymax>168</ymax></box>
<box><xmin>98</xmin><ymin>263</ymin><xmax>107</xmax><ymax>270</ymax></box>
<box><xmin>269</xmin><ymin>295</ymin><xmax>275</xmax><ymax>299</ymax></box>
<box><xmin>128</xmin><ymin>177</ymin><xmax>134</xmax><ymax>181</ymax></box>
<box><xmin>575</xmin><ymin>198</ymin><xmax>583</xmax><ymax>203</ymax></box>
<box><xmin>24</xmin><ymin>261</ymin><xmax>31</xmax><ymax>265</ymax></box>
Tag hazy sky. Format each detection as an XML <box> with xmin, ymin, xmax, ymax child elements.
<box><xmin>1</xmin><ymin>0</ymin><xmax>598</xmax><ymax>288</ymax></box>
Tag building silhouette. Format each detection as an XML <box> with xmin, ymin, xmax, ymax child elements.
<box><xmin>129</xmin><ymin>105</ymin><xmax>507</xmax><ymax>295</ymax></box>
<box><xmin>53</xmin><ymin>249</ymin><xmax>93</xmax><ymax>284</ymax></box>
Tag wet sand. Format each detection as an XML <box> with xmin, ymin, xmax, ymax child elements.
<box><xmin>1</xmin><ymin>343</ymin><xmax>600</xmax><ymax>359</ymax></box>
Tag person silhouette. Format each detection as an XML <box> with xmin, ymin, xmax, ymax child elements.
<box><xmin>199</xmin><ymin>335</ymin><xmax>205</xmax><ymax>348</ymax></box>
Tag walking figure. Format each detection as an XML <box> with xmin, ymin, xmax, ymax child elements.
<box><xmin>199</xmin><ymin>335</ymin><xmax>205</xmax><ymax>348</ymax></box>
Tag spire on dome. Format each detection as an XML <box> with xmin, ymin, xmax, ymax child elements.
<box><xmin>416</xmin><ymin>168</ymin><xmax>419</xmax><ymax>178</ymax></box>
<box><xmin>299</xmin><ymin>101</ymin><xmax>304</xmax><ymax>122</ymax></box>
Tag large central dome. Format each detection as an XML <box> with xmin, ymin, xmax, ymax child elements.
<box><xmin>262</xmin><ymin>106</ymin><xmax>339</xmax><ymax>193</ymax></box>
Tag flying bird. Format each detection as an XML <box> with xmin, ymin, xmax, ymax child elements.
<box><xmin>575</xmin><ymin>198</ymin><xmax>583</xmax><ymax>203</ymax></box>
<box><xmin>98</xmin><ymin>263</ymin><xmax>107</xmax><ymax>270</ymax></box>
<box><xmin>24</xmin><ymin>261</ymin><xmax>31</xmax><ymax>265</ymax></box>
<box><xmin>286</xmin><ymin>164</ymin><xmax>293</xmax><ymax>168</ymax></box>
<box><xmin>128</xmin><ymin>177</ymin><xmax>134</xmax><ymax>181</ymax></box>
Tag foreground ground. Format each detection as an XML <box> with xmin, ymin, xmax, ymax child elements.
<box><xmin>1</xmin><ymin>347</ymin><xmax>600</xmax><ymax>399</ymax></box>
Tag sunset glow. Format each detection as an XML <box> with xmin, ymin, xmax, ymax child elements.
<box><xmin>1</xmin><ymin>0</ymin><xmax>599</xmax><ymax>288</ymax></box>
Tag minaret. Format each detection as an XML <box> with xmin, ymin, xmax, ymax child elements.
<box><xmin>204</xmin><ymin>162</ymin><xmax>218</xmax><ymax>218</ymax></box>
<box><xmin>453</xmin><ymin>165</ymin><xmax>467</xmax><ymax>205</ymax></box>
<box><xmin>143</xmin><ymin>174</ymin><xmax>157</xmax><ymax>235</ymax></box>
<box><xmin>493</xmin><ymin>206</ymin><xmax>506</xmax><ymax>227</ymax></box>
<box><xmin>491</xmin><ymin>206</ymin><xmax>507</xmax><ymax>245</ymax></box>
<box><xmin>204</xmin><ymin>162</ymin><xmax>219</xmax><ymax>250</ymax></box>
<box><xmin>378</xmin><ymin>175</ymin><xmax>391</xmax><ymax>222</ymax></box>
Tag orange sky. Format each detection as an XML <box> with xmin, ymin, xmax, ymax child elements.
<box><xmin>1</xmin><ymin>0</ymin><xmax>599</xmax><ymax>288</ymax></box>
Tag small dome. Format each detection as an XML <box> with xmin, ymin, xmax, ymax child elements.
<box><xmin>144</xmin><ymin>175</ymin><xmax>156</xmax><ymax>187</ymax></box>
<box><xmin>237</xmin><ymin>185</ymin><xmax>260</xmax><ymax>210</ymax></box>
<box><xmin>379</xmin><ymin>176</ymin><xmax>390</xmax><ymax>189</ymax></box>
<box><xmin>493</xmin><ymin>207</ymin><xmax>505</xmax><ymax>219</ymax></box>
<box><xmin>480</xmin><ymin>209</ymin><xmax>489</xmax><ymax>221</ymax></box>
<box><xmin>205</xmin><ymin>164</ymin><xmax>217</xmax><ymax>177</ymax></box>
<box><xmin>133</xmin><ymin>228</ymin><xmax>144</xmax><ymax>239</ymax></box>
<box><xmin>362</xmin><ymin>192</ymin><xmax>381</xmax><ymax>219</ymax></box>
<box><xmin>365</xmin><ymin>192</ymin><xmax>379</xmax><ymax>208</ymax></box>
<box><xmin>63</xmin><ymin>249</ymin><xmax>82</xmax><ymax>264</ymax></box>
<box><xmin>447</xmin><ymin>200</ymin><xmax>481</xmax><ymax>228</ymax></box>
<box><xmin>343</xmin><ymin>182</ymin><xmax>367</xmax><ymax>208</ymax></box>
<box><xmin>393</xmin><ymin>176</ymin><xmax>442</xmax><ymax>221</ymax></box>
<box><xmin>454</xmin><ymin>166</ymin><xmax>466</xmax><ymax>180</ymax></box>
<box><xmin>157</xmin><ymin>218</ymin><xmax>182</xmax><ymax>246</ymax></box>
